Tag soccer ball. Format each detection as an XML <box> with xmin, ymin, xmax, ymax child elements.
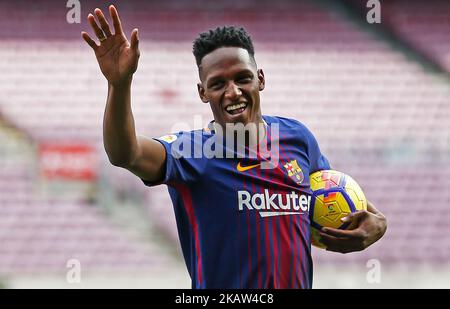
<box><xmin>309</xmin><ymin>170</ymin><xmax>367</xmax><ymax>249</ymax></box>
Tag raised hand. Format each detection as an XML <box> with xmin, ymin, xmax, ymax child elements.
<box><xmin>82</xmin><ymin>5</ymin><xmax>140</xmax><ymax>86</ymax></box>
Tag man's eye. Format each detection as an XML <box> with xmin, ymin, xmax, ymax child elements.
<box><xmin>238</xmin><ymin>77</ymin><xmax>252</xmax><ymax>83</ymax></box>
<box><xmin>210</xmin><ymin>82</ymin><xmax>223</xmax><ymax>89</ymax></box>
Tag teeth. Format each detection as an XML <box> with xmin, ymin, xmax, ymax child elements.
<box><xmin>226</xmin><ymin>103</ymin><xmax>247</xmax><ymax>112</ymax></box>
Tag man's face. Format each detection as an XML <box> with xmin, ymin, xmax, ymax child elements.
<box><xmin>197</xmin><ymin>47</ymin><xmax>265</xmax><ymax>127</ymax></box>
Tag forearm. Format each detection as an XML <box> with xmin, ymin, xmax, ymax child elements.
<box><xmin>367</xmin><ymin>200</ymin><xmax>387</xmax><ymax>237</ymax></box>
<box><xmin>103</xmin><ymin>78</ymin><xmax>139</xmax><ymax>167</ymax></box>
<box><xmin>367</xmin><ymin>200</ymin><xmax>383</xmax><ymax>217</ymax></box>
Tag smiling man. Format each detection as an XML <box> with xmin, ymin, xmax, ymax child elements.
<box><xmin>196</xmin><ymin>43</ymin><xmax>263</xmax><ymax>127</ymax></box>
<box><xmin>82</xmin><ymin>5</ymin><xmax>387</xmax><ymax>289</ymax></box>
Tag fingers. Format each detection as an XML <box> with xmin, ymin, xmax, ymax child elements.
<box><xmin>340</xmin><ymin>210</ymin><xmax>369</xmax><ymax>227</ymax></box>
<box><xmin>321</xmin><ymin>225</ymin><xmax>368</xmax><ymax>241</ymax></box>
<box><xmin>319</xmin><ymin>226</ymin><xmax>367</xmax><ymax>253</ymax></box>
<box><xmin>109</xmin><ymin>5</ymin><xmax>123</xmax><ymax>35</ymax></box>
<box><xmin>318</xmin><ymin>233</ymin><xmax>348</xmax><ymax>252</ymax></box>
<box><xmin>352</xmin><ymin>210</ymin><xmax>369</xmax><ymax>219</ymax></box>
<box><xmin>94</xmin><ymin>8</ymin><xmax>113</xmax><ymax>37</ymax></box>
<box><xmin>321</xmin><ymin>227</ymin><xmax>357</xmax><ymax>238</ymax></box>
<box><xmin>81</xmin><ymin>31</ymin><xmax>98</xmax><ymax>51</ymax></box>
<box><xmin>88</xmin><ymin>13</ymin><xmax>106</xmax><ymax>42</ymax></box>
<box><xmin>130</xmin><ymin>28</ymin><xmax>139</xmax><ymax>51</ymax></box>
<box><xmin>318</xmin><ymin>233</ymin><xmax>359</xmax><ymax>253</ymax></box>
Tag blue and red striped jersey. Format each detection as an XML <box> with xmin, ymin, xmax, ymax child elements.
<box><xmin>143</xmin><ymin>115</ymin><xmax>330</xmax><ymax>289</ymax></box>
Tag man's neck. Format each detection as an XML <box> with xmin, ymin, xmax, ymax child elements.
<box><xmin>210</xmin><ymin>117</ymin><xmax>266</xmax><ymax>147</ymax></box>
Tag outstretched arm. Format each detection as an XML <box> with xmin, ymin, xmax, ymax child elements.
<box><xmin>318</xmin><ymin>201</ymin><xmax>387</xmax><ymax>254</ymax></box>
<box><xmin>82</xmin><ymin>5</ymin><xmax>166</xmax><ymax>182</ymax></box>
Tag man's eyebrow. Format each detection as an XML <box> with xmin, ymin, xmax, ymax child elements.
<box><xmin>207</xmin><ymin>75</ymin><xmax>222</xmax><ymax>84</ymax></box>
<box><xmin>235</xmin><ymin>69</ymin><xmax>254</xmax><ymax>76</ymax></box>
<box><xmin>207</xmin><ymin>69</ymin><xmax>254</xmax><ymax>84</ymax></box>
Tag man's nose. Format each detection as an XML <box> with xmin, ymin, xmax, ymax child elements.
<box><xmin>224</xmin><ymin>82</ymin><xmax>242</xmax><ymax>100</ymax></box>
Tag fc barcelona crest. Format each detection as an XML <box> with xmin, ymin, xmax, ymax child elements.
<box><xmin>283</xmin><ymin>160</ymin><xmax>304</xmax><ymax>185</ymax></box>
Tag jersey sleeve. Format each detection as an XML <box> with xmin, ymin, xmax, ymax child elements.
<box><xmin>294</xmin><ymin>121</ymin><xmax>331</xmax><ymax>173</ymax></box>
<box><xmin>307</xmin><ymin>130</ymin><xmax>331</xmax><ymax>173</ymax></box>
<box><xmin>141</xmin><ymin>132</ymin><xmax>207</xmax><ymax>187</ymax></box>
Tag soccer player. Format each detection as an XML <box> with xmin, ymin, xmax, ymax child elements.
<box><xmin>82</xmin><ymin>5</ymin><xmax>387</xmax><ymax>289</ymax></box>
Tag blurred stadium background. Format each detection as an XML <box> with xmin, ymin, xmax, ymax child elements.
<box><xmin>0</xmin><ymin>0</ymin><xmax>449</xmax><ymax>288</ymax></box>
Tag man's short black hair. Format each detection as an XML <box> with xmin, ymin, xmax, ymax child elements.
<box><xmin>192</xmin><ymin>26</ymin><xmax>255</xmax><ymax>67</ymax></box>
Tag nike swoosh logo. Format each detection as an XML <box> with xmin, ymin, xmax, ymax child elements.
<box><xmin>237</xmin><ymin>162</ymin><xmax>261</xmax><ymax>172</ymax></box>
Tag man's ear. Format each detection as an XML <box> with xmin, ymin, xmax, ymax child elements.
<box><xmin>257</xmin><ymin>69</ymin><xmax>265</xmax><ymax>91</ymax></box>
<box><xmin>197</xmin><ymin>83</ymin><xmax>209</xmax><ymax>103</ymax></box>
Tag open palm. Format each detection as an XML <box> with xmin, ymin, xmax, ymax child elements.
<box><xmin>82</xmin><ymin>5</ymin><xmax>139</xmax><ymax>86</ymax></box>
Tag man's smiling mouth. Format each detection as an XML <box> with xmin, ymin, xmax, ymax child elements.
<box><xmin>225</xmin><ymin>102</ymin><xmax>248</xmax><ymax>115</ymax></box>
